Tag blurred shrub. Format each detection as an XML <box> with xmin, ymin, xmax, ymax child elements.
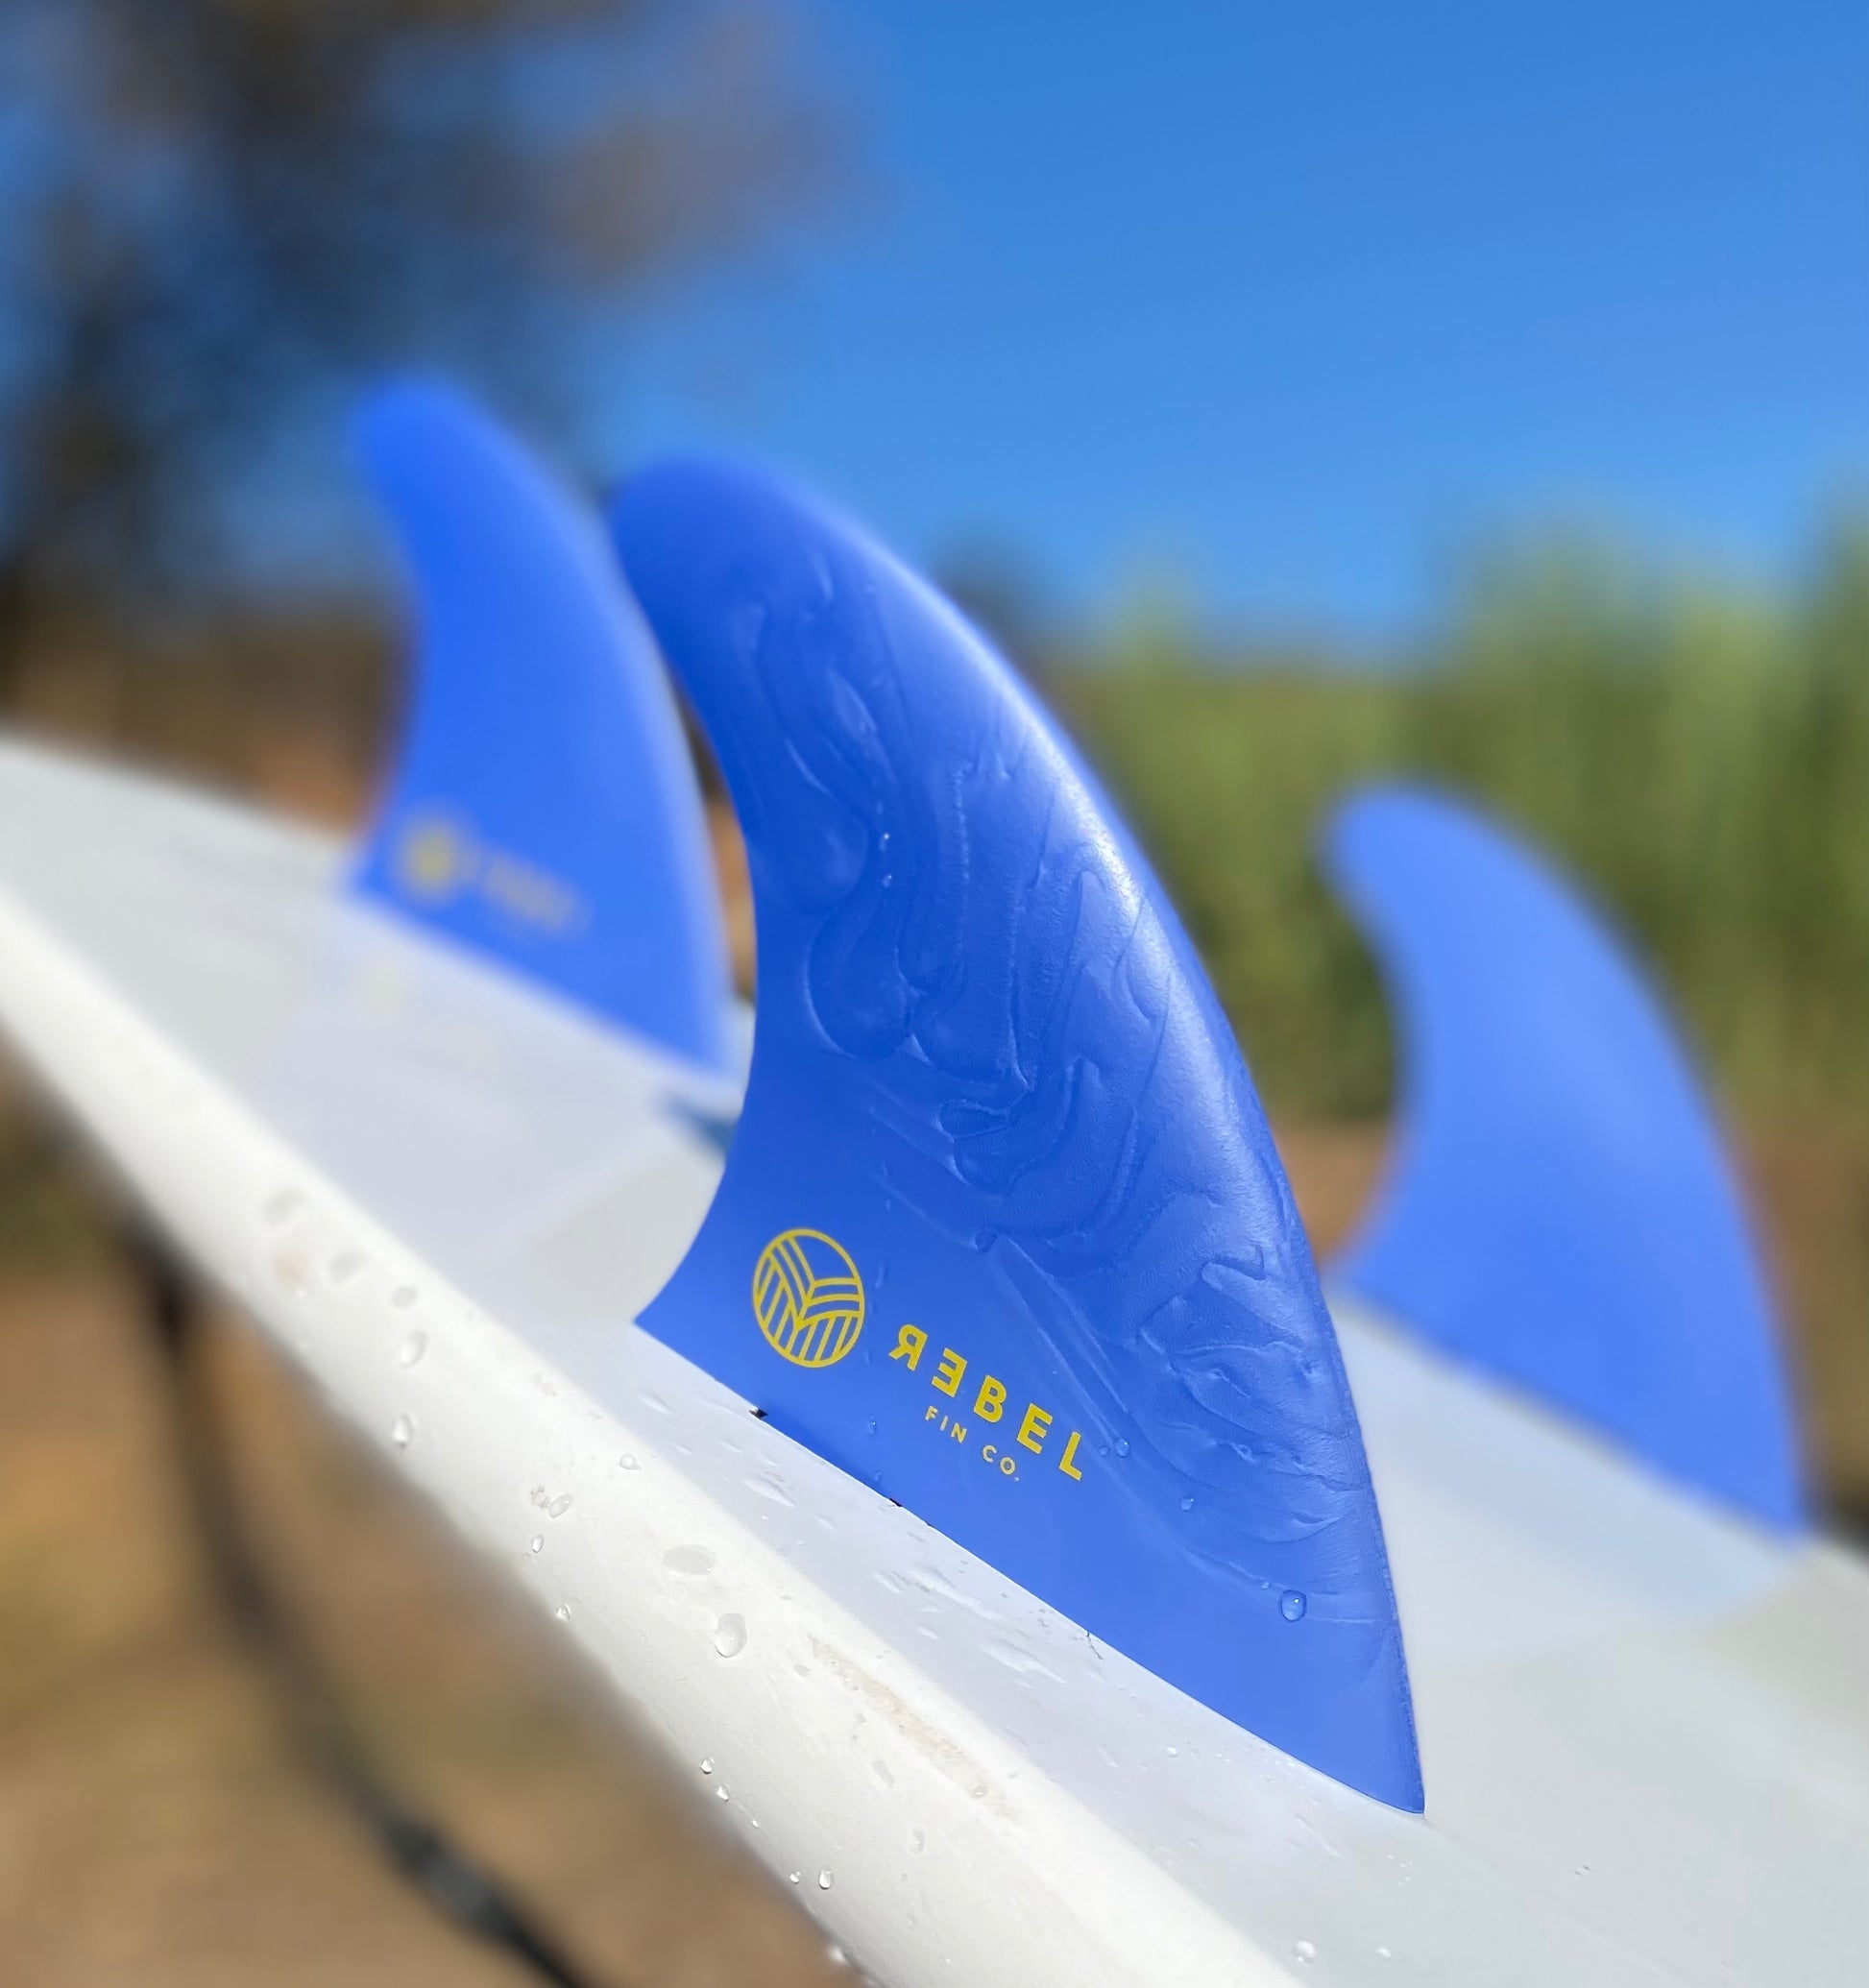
<box><xmin>1056</xmin><ymin>524</ymin><xmax>1869</xmax><ymax>1120</ymax></box>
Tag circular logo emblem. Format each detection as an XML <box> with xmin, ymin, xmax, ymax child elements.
<box><xmin>753</xmin><ymin>1229</ymin><xmax>865</xmax><ymax>1369</ymax></box>
<box><xmin>395</xmin><ymin>812</ymin><xmax>475</xmax><ymax>903</ymax></box>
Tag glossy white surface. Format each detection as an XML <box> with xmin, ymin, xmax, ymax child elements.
<box><xmin>0</xmin><ymin>738</ymin><xmax>1861</xmax><ymax>1986</ymax></box>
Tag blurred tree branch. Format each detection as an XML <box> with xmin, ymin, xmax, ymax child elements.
<box><xmin>0</xmin><ymin>0</ymin><xmax>843</xmax><ymax>674</ymax></box>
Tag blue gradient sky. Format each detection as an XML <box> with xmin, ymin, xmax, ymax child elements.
<box><xmin>622</xmin><ymin>0</ymin><xmax>1869</xmax><ymax>638</ymax></box>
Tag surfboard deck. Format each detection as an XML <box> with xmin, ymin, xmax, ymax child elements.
<box><xmin>0</xmin><ymin>735</ymin><xmax>1860</xmax><ymax>1987</ymax></box>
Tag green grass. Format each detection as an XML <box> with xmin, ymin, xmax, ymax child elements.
<box><xmin>1054</xmin><ymin>526</ymin><xmax>1869</xmax><ymax>1120</ymax></box>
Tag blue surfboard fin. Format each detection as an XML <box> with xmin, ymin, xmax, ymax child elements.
<box><xmin>610</xmin><ymin>459</ymin><xmax>1421</xmax><ymax>1810</ymax></box>
<box><xmin>1323</xmin><ymin>785</ymin><xmax>1806</xmax><ymax>1530</ymax></box>
<box><xmin>350</xmin><ymin>377</ymin><xmax>732</xmax><ymax>1073</ymax></box>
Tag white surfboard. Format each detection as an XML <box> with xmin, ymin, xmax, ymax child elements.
<box><xmin>0</xmin><ymin>401</ymin><xmax>1859</xmax><ymax>1986</ymax></box>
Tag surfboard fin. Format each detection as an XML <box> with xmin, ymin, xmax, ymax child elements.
<box><xmin>350</xmin><ymin>377</ymin><xmax>732</xmax><ymax>1073</ymax></box>
<box><xmin>611</xmin><ymin>459</ymin><xmax>1422</xmax><ymax>1810</ymax></box>
<box><xmin>1323</xmin><ymin>785</ymin><xmax>1806</xmax><ymax>1530</ymax></box>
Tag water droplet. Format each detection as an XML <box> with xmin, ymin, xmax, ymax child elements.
<box><xmin>1114</xmin><ymin>1438</ymin><xmax>1130</xmax><ymax>1457</ymax></box>
<box><xmin>699</xmin><ymin>1758</ymin><xmax>715</xmax><ymax>1776</ymax></box>
<box><xmin>1179</xmin><ymin>1495</ymin><xmax>1195</xmax><ymax>1512</ymax></box>
<box><xmin>713</xmin><ymin>1612</ymin><xmax>748</xmax><ymax>1659</ymax></box>
<box><xmin>745</xmin><ymin>1472</ymin><xmax>792</xmax><ymax>1506</ymax></box>
<box><xmin>910</xmin><ymin>1829</ymin><xmax>925</xmax><ymax>1853</ymax></box>
<box><xmin>390</xmin><ymin>1414</ymin><xmax>413</xmax><ymax>1449</ymax></box>
<box><xmin>1280</xmin><ymin>1589</ymin><xmax>1308</xmax><ymax>1622</ymax></box>
<box><xmin>390</xmin><ymin>1284</ymin><xmax>419</xmax><ymax>1311</ymax></box>
<box><xmin>1375</xmin><ymin>1948</ymin><xmax>1394</xmax><ymax>1963</ymax></box>
<box><xmin>529</xmin><ymin>1535</ymin><xmax>545</xmax><ymax>1555</ymax></box>
<box><xmin>547</xmin><ymin>1493</ymin><xmax>573</xmax><ymax>1518</ymax></box>
<box><xmin>827</xmin><ymin>1944</ymin><xmax>848</xmax><ymax>1967</ymax></box>
<box><xmin>788</xmin><ymin>1871</ymin><xmax>801</xmax><ymax>1885</ymax></box>
<box><xmin>1165</xmin><ymin>1745</ymin><xmax>1180</xmax><ymax>1758</ymax></box>
<box><xmin>397</xmin><ymin>1330</ymin><xmax>427</xmax><ymax>1368</ymax></box>
<box><xmin>816</xmin><ymin>1869</ymin><xmax>834</xmax><ymax>1890</ymax></box>
<box><xmin>664</xmin><ymin>1544</ymin><xmax>715</xmax><ymax>1576</ymax></box>
<box><xmin>715</xmin><ymin>1783</ymin><xmax>730</xmax><ymax>1802</ymax></box>
<box><xmin>619</xmin><ymin>1454</ymin><xmax>640</xmax><ymax>1470</ymax></box>
<box><xmin>554</xmin><ymin>1604</ymin><xmax>570</xmax><ymax>1623</ymax></box>
<box><xmin>1295</xmin><ymin>1939</ymin><xmax>1318</xmax><ymax>1964</ymax></box>
<box><xmin>270</xmin><ymin>1251</ymin><xmax>314</xmax><ymax>1300</ymax></box>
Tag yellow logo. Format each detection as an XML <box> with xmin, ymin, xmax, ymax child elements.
<box><xmin>396</xmin><ymin>812</ymin><xmax>475</xmax><ymax>903</ymax></box>
<box><xmin>753</xmin><ymin>1229</ymin><xmax>865</xmax><ymax>1369</ymax></box>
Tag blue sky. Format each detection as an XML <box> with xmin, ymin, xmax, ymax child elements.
<box><xmin>621</xmin><ymin>0</ymin><xmax>1869</xmax><ymax>639</ymax></box>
